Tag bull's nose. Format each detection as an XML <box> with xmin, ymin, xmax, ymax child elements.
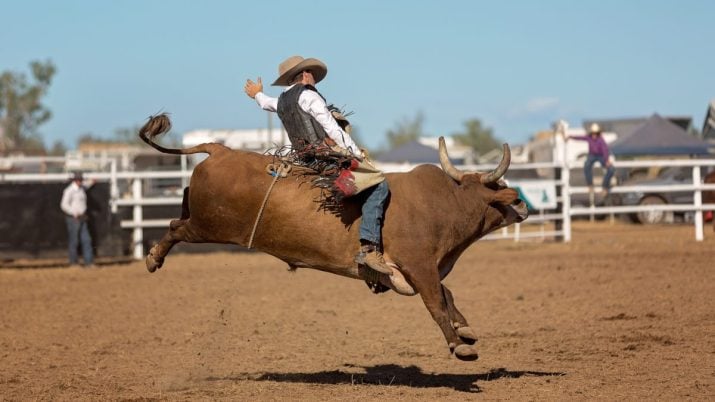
<box><xmin>513</xmin><ymin>199</ymin><xmax>529</xmax><ymax>221</ymax></box>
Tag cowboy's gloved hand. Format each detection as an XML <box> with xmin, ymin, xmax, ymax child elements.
<box><xmin>244</xmin><ymin>77</ymin><xmax>263</xmax><ymax>99</ymax></box>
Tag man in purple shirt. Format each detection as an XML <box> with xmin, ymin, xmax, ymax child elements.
<box><xmin>567</xmin><ymin>123</ymin><xmax>615</xmax><ymax>195</ymax></box>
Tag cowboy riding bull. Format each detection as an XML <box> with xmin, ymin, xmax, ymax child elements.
<box><xmin>138</xmin><ymin>114</ymin><xmax>528</xmax><ymax>361</ymax></box>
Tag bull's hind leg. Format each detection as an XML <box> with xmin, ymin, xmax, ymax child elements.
<box><xmin>408</xmin><ymin>267</ymin><xmax>479</xmax><ymax>361</ymax></box>
<box><xmin>146</xmin><ymin>218</ymin><xmax>191</xmax><ymax>272</ymax></box>
<box><xmin>442</xmin><ymin>285</ymin><xmax>478</xmax><ymax>345</ymax></box>
<box><xmin>146</xmin><ymin>187</ymin><xmax>194</xmax><ymax>273</ymax></box>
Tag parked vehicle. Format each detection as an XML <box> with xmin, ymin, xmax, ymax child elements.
<box><xmin>615</xmin><ymin>166</ymin><xmax>697</xmax><ymax>224</ymax></box>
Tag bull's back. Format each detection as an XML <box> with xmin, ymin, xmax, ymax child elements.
<box><xmin>186</xmin><ymin>149</ymin><xmax>277</xmax><ymax>243</ymax></box>
<box><xmin>185</xmin><ymin>149</ymin><xmax>360</xmax><ymax>264</ymax></box>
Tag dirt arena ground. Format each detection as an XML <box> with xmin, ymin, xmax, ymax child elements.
<box><xmin>1</xmin><ymin>222</ymin><xmax>714</xmax><ymax>400</ymax></box>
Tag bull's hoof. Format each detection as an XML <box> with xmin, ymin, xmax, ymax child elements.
<box><xmin>456</xmin><ymin>326</ymin><xmax>478</xmax><ymax>345</ymax></box>
<box><xmin>454</xmin><ymin>344</ymin><xmax>479</xmax><ymax>361</ymax></box>
<box><xmin>145</xmin><ymin>254</ymin><xmax>162</xmax><ymax>273</ymax></box>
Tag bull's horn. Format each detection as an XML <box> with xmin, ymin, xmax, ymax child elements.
<box><xmin>439</xmin><ymin>137</ymin><xmax>465</xmax><ymax>182</ymax></box>
<box><xmin>480</xmin><ymin>143</ymin><xmax>511</xmax><ymax>184</ymax></box>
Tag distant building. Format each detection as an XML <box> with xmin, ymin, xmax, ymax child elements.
<box><xmin>609</xmin><ymin>114</ymin><xmax>710</xmax><ymax>156</ymax></box>
<box><xmin>64</xmin><ymin>141</ymin><xmax>176</xmax><ymax>173</ymax></box>
<box><xmin>583</xmin><ymin>116</ymin><xmax>692</xmax><ymax>142</ymax></box>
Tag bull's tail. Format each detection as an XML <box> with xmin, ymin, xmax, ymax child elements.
<box><xmin>138</xmin><ymin>113</ymin><xmax>221</xmax><ymax>155</ymax></box>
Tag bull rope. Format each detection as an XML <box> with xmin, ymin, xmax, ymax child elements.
<box><xmin>248</xmin><ymin>162</ymin><xmax>292</xmax><ymax>249</ymax></box>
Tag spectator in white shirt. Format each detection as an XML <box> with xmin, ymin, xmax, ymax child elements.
<box><xmin>60</xmin><ymin>172</ymin><xmax>94</xmax><ymax>267</ymax></box>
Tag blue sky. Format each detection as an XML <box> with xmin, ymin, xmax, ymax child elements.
<box><xmin>2</xmin><ymin>0</ymin><xmax>713</xmax><ymax>150</ymax></box>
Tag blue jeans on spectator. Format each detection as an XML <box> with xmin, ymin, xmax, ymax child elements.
<box><xmin>66</xmin><ymin>216</ymin><xmax>94</xmax><ymax>266</ymax></box>
<box><xmin>359</xmin><ymin>181</ymin><xmax>389</xmax><ymax>245</ymax></box>
<box><xmin>584</xmin><ymin>154</ymin><xmax>615</xmax><ymax>192</ymax></box>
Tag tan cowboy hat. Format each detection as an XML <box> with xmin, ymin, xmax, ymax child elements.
<box><xmin>588</xmin><ymin>123</ymin><xmax>602</xmax><ymax>134</ymax></box>
<box><xmin>271</xmin><ymin>55</ymin><xmax>328</xmax><ymax>86</ymax></box>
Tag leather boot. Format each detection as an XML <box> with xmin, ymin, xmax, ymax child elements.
<box><xmin>361</xmin><ymin>244</ymin><xmax>393</xmax><ymax>275</ymax></box>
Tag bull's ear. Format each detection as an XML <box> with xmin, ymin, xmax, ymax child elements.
<box><xmin>490</xmin><ymin>188</ymin><xmax>518</xmax><ymax>205</ymax></box>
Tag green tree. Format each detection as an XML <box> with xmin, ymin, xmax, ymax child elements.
<box><xmin>386</xmin><ymin>111</ymin><xmax>426</xmax><ymax>148</ymax></box>
<box><xmin>452</xmin><ymin>118</ymin><xmax>502</xmax><ymax>156</ymax></box>
<box><xmin>48</xmin><ymin>139</ymin><xmax>67</xmax><ymax>156</ymax></box>
<box><xmin>77</xmin><ymin>131</ymin><xmax>101</xmax><ymax>145</ymax></box>
<box><xmin>76</xmin><ymin>125</ymin><xmax>146</xmax><ymax>147</ymax></box>
<box><xmin>0</xmin><ymin>60</ymin><xmax>56</xmax><ymax>155</ymax></box>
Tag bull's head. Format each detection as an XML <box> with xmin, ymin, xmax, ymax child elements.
<box><xmin>438</xmin><ymin>137</ymin><xmax>528</xmax><ymax>228</ymax></box>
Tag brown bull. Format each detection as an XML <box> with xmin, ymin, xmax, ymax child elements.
<box><xmin>139</xmin><ymin>114</ymin><xmax>528</xmax><ymax>361</ymax></box>
<box><xmin>705</xmin><ymin>170</ymin><xmax>715</xmax><ymax>232</ymax></box>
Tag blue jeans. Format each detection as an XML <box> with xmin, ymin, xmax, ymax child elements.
<box><xmin>66</xmin><ymin>216</ymin><xmax>93</xmax><ymax>265</ymax></box>
<box><xmin>359</xmin><ymin>181</ymin><xmax>389</xmax><ymax>245</ymax></box>
<box><xmin>584</xmin><ymin>154</ymin><xmax>615</xmax><ymax>191</ymax></box>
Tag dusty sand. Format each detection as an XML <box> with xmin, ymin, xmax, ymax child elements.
<box><xmin>1</xmin><ymin>222</ymin><xmax>714</xmax><ymax>400</ymax></box>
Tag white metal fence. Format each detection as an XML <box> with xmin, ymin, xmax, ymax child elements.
<box><xmin>473</xmin><ymin>158</ymin><xmax>715</xmax><ymax>242</ymax></box>
<box><xmin>2</xmin><ymin>155</ymin><xmax>715</xmax><ymax>259</ymax></box>
<box><xmin>565</xmin><ymin>159</ymin><xmax>715</xmax><ymax>241</ymax></box>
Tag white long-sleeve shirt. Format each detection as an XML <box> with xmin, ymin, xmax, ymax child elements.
<box><xmin>60</xmin><ymin>182</ymin><xmax>88</xmax><ymax>217</ymax></box>
<box><xmin>254</xmin><ymin>85</ymin><xmax>360</xmax><ymax>155</ymax></box>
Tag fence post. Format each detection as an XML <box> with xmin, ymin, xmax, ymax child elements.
<box><xmin>552</xmin><ymin>122</ymin><xmax>572</xmax><ymax>242</ymax></box>
<box><xmin>110</xmin><ymin>159</ymin><xmax>118</xmax><ymax>213</ymax></box>
<box><xmin>132</xmin><ymin>178</ymin><xmax>144</xmax><ymax>259</ymax></box>
<box><xmin>693</xmin><ymin>166</ymin><xmax>703</xmax><ymax>241</ymax></box>
<box><xmin>561</xmin><ymin>161</ymin><xmax>572</xmax><ymax>242</ymax></box>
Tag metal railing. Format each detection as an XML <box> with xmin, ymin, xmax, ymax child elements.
<box><xmin>2</xmin><ymin>155</ymin><xmax>715</xmax><ymax>259</ymax></box>
<box><xmin>566</xmin><ymin>159</ymin><xmax>715</xmax><ymax>241</ymax></box>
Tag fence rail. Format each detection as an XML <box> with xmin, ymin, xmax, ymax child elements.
<box><xmin>2</xmin><ymin>155</ymin><xmax>715</xmax><ymax>259</ymax></box>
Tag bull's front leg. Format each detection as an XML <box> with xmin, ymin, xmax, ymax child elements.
<box><xmin>406</xmin><ymin>266</ymin><xmax>479</xmax><ymax>361</ymax></box>
<box><xmin>442</xmin><ymin>284</ymin><xmax>478</xmax><ymax>345</ymax></box>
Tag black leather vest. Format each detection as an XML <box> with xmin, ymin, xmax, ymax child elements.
<box><xmin>277</xmin><ymin>84</ymin><xmax>328</xmax><ymax>150</ymax></box>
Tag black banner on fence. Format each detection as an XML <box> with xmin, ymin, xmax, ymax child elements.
<box><xmin>0</xmin><ymin>182</ymin><xmax>128</xmax><ymax>260</ymax></box>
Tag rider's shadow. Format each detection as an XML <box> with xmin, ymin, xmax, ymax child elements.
<box><xmin>207</xmin><ymin>364</ymin><xmax>565</xmax><ymax>393</ymax></box>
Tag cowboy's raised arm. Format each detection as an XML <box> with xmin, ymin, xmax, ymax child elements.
<box><xmin>245</xmin><ymin>77</ymin><xmax>278</xmax><ymax>112</ymax></box>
